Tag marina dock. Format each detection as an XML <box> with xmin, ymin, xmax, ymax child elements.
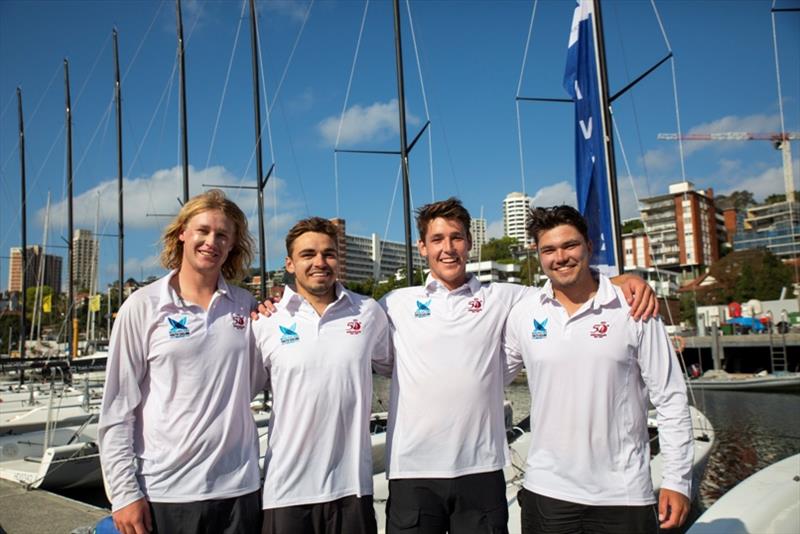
<box><xmin>0</xmin><ymin>479</ymin><xmax>107</xmax><ymax>534</ymax></box>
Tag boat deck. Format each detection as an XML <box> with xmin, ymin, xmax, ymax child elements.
<box><xmin>0</xmin><ymin>479</ymin><xmax>107</xmax><ymax>533</ymax></box>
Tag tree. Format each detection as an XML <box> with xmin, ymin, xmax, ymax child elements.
<box><xmin>480</xmin><ymin>237</ymin><xmax>519</xmax><ymax>261</ymax></box>
<box><xmin>764</xmin><ymin>193</ymin><xmax>786</xmax><ymax>205</ymax></box>
<box><xmin>622</xmin><ymin>219</ymin><xmax>644</xmax><ymax>233</ymax></box>
<box><xmin>714</xmin><ymin>190</ymin><xmax>754</xmax><ymax>211</ymax></box>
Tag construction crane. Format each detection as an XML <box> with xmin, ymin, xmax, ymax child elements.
<box><xmin>657</xmin><ymin>131</ymin><xmax>800</xmax><ymax>202</ymax></box>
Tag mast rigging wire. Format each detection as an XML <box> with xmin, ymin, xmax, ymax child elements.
<box><xmin>268</xmin><ymin>0</ymin><xmax>315</xmax><ymax>114</ymax></box>
<box><xmin>514</xmin><ymin>0</ymin><xmax>538</xmax><ymax>196</ymax></box>
<box><xmin>333</xmin><ymin>0</ymin><xmax>371</xmax><ymax>218</ymax></box>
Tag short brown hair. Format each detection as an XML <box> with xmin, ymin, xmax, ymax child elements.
<box><xmin>526</xmin><ymin>205</ymin><xmax>590</xmax><ymax>245</ymax></box>
<box><xmin>160</xmin><ymin>189</ymin><xmax>254</xmax><ymax>281</ymax></box>
<box><xmin>285</xmin><ymin>217</ymin><xmax>340</xmax><ymax>256</ymax></box>
<box><xmin>415</xmin><ymin>197</ymin><xmax>472</xmax><ymax>242</ymax></box>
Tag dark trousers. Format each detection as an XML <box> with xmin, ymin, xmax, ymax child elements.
<box><xmin>261</xmin><ymin>495</ymin><xmax>377</xmax><ymax>534</ymax></box>
<box><xmin>149</xmin><ymin>490</ymin><xmax>261</xmax><ymax>534</ymax></box>
<box><xmin>518</xmin><ymin>488</ymin><xmax>658</xmax><ymax>534</ymax></box>
<box><xmin>386</xmin><ymin>470</ymin><xmax>508</xmax><ymax>534</ymax></box>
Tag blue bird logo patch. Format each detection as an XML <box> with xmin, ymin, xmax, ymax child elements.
<box><xmin>415</xmin><ymin>299</ymin><xmax>432</xmax><ymax>318</ymax></box>
<box><xmin>531</xmin><ymin>318</ymin><xmax>548</xmax><ymax>340</ymax></box>
<box><xmin>279</xmin><ymin>323</ymin><xmax>300</xmax><ymax>344</ymax></box>
<box><xmin>167</xmin><ymin>315</ymin><xmax>190</xmax><ymax>338</ymax></box>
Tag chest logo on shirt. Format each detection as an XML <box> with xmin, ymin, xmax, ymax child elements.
<box><xmin>167</xmin><ymin>315</ymin><xmax>190</xmax><ymax>339</ymax></box>
<box><xmin>531</xmin><ymin>318</ymin><xmax>548</xmax><ymax>339</ymax></box>
<box><xmin>590</xmin><ymin>321</ymin><xmax>610</xmax><ymax>338</ymax></box>
<box><xmin>414</xmin><ymin>299</ymin><xmax>432</xmax><ymax>318</ymax></box>
<box><xmin>467</xmin><ymin>298</ymin><xmax>484</xmax><ymax>313</ymax></box>
<box><xmin>346</xmin><ymin>319</ymin><xmax>363</xmax><ymax>335</ymax></box>
<box><xmin>231</xmin><ymin>313</ymin><xmax>246</xmax><ymax>330</ymax></box>
<box><xmin>279</xmin><ymin>323</ymin><xmax>300</xmax><ymax>344</ymax></box>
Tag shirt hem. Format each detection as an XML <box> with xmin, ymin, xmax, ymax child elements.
<box><xmin>263</xmin><ymin>487</ymin><xmax>372</xmax><ymax>509</ymax></box>
<box><xmin>146</xmin><ymin>484</ymin><xmax>260</xmax><ymax>504</ymax></box>
<box><xmin>388</xmin><ymin>463</ymin><xmax>507</xmax><ymax>480</ymax></box>
<box><xmin>522</xmin><ymin>482</ymin><xmax>657</xmax><ymax>507</ymax></box>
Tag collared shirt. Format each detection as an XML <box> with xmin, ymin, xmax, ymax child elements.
<box><xmin>98</xmin><ymin>271</ymin><xmax>262</xmax><ymax>511</ymax></box>
<box><xmin>380</xmin><ymin>274</ymin><xmax>534</xmax><ymax>479</ymax></box>
<box><xmin>504</xmin><ymin>274</ymin><xmax>694</xmax><ymax>506</ymax></box>
<box><xmin>253</xmin><ymin>283</ymin><xmax>390</xmax><ymax>509</ymax></box>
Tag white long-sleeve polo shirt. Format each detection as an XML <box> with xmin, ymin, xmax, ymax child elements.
<box><xmin>254</xmin><ymin>283</ymin><xmax>390</xmax><ymax>509</ymax></box>
<box><xmin>379</xmin><ymin>274</ymin><xmax>534</xmax><ymax>479</ymax></box>
<box><xmin>98</xmin><ymin>271</ymin><xmax>263</xmax><ymax>511</ymax></box>
<box><xmin>504</xmin><ymin>274</ymin><xmax>694</xmax><ymax>506</ymax></box>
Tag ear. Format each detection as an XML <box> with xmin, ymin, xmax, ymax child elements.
<box><xmin>285</xmin><ymin>256</ymin><xmax>295</xmax><ymax>274</ymax></box>
<box><xmin>417</xmin><ymin>239</ymin><xmax>428</xmax><ymax>259</ymax></box>
<box><xmin>587</xmin><ymin>239</ymin><xmax>593</xmax><ymax>256</ymax></box>
<box><xmin>178</xmin><ymin>227</ymin><xmax>187</xmax><ymax>243</ymax></box>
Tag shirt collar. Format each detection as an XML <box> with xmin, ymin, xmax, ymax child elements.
<box><xmin>423</xmin><ymin>273</ymin><xmax>481</xmax><ymax>296</ymax></box>
<box><xmin>281</xmin><ymin>282</ymin><xmax>352</xmax><ymax>315</ymax></box>
<box><xmin>156</xmin><ymin>269</ymin><xmax>232</xmax><ymax>310</ymax></box>
<box><xmin>539</xmin><ymin>272</ymin><xmax>619</xmax><ymax>310</ymax></box>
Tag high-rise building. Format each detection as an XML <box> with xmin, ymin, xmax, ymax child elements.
<box><xmin>469</xmin><ymin>218</ymin><xmax>487</xmax><ymax>260</ymax></box>
<box><xmin>7</xmin><ymin>246</ymin><xmax>62</xmax><ymax>293</ymax></box>
<box><xmin>623</xmin><ymin>181</ymin><xmax>725</xmax><ymax>273</ymax></box>
<box><xmin>73</xmin><ymin>229</ymin><xmax>99</xmax><ymax>291</ymax></box>
<box><xmin>503</xmin><ymin>192</ymin><xmax>532</xmax><ymax>245</ymax></box>
<box><xmin>733</xmin><ymin>200</ymin><xmax>800</xmax><ymax>259</ymax></box>
<box><xmin>330</xmin><ymin>219</ymin><xmax>425</xmax><ymax>284</ymax></box>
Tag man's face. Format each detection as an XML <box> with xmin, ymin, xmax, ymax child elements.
<box><xmin>178</xmin><ymin>209</ymin><xmax>236</xmax><ymax>276</ymax></box>
<box><xmin>418</xmin><ymin>217</ymin><xmax>472</xmax><ymax>291</ymax></box>
<box><xmin>536</xmin><ymin>223</ymin><xmax>593</xmax><ymax>290</ymax></box>
<box><xmin>286</xmin><ymin>231</ymin><xmax>338</xmax><ymax>300</ymax></box>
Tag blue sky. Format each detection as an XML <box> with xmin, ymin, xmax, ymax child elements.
<box><xmin>1</xmin><ymin>0</ymin><xmax>798</xmax><ymax>291</ymax></box>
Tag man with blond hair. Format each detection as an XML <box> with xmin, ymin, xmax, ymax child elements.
<box><xmin>99</xmin><ymin>189</ymin><xmax>264</xmax><ymax>534</ymax></box>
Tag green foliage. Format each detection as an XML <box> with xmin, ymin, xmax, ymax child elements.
<box><xmin>479</xmin><ymin>236</ymin><xmax>520</xmax><ymax>261</ymax></box>
<box><xmin>764</xmin><ymin>193</ymin><xmax>786</xmax><ymax>205</ymax></box>
<box><xmin>622</xmin><ymin>219</ymin><xmax>644</xmax><ymax>233</ymax></box>
<box><xmin>695</xmin><ymin>249</ymin><xmax>793</xmax><ymax>305</ymax></box>
<box><xmin>679</xmin><ymin>292</ymin><xmax>696</xmax><ymax>324</ymax></box>
<box><xmin>715</xmin><ymin>190</ymin><xmax>755</xmax><ymax>211</ymax></box>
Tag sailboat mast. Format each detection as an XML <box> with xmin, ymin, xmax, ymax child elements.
<box><xmin>114</xmin><ymin>29</ymin><xmax>124</xmax><ymax>309</ymax></box>
<box><xmin>16</xmin><ymin>87</ymin><xmax>27</xmax><ymax>384</ymax></box>
<box><xmin>65</xmin><ymin>59</ymin><xmax>76</xmax><ymax>361</ymax></box>
<box><xmin>248</xmin><ymin>0</ymin><xmax>267</xmax><ymax>301</ymax></box>
<box><xmin>176</xmin><ymin>0</ymin><xmax>189</xmax><ymax>204</ymax></box>
<box><xmin>392</xmin><ymin>0</ymin><xmax>414</xmax><ymax>286</ymax></box>
<box><xmin>590</xmin><ymin>0</ymin><xmax>623</xmax><ymax>270</ymax></box>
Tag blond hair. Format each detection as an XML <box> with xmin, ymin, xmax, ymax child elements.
<box><xmin>160</xmin><ymin>189</ymin><xmax>254</xmax><ymax>281</ymax></box>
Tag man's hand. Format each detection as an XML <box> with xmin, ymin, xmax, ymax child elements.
<box><xmin>658</xmin><ymin>488</ymin><xmax>690</xmax><ymax>529</ymax></box>
<box><xmin>613</xmin><ymin>273</ymin><xmax>659</xmax><ymax>320</ymax></box>
<box><xmin>113</xmin><ymin>498</ymin><xmax>152</xmax><ymax>534</ymax></box>
<box><xmin>250</xmin><ymin>299</ymin><xmax>278</xmax><ymax>321</ymax></box>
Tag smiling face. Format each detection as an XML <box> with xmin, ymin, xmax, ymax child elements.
<box><xmin>418</xmin><ymin>217</ymin><xmax>472</xmax><ymax>291</ymax></box>
<box><xmin>178</xmin><ymin>209</ymin><xmax>236</xmax><ymax>277</ymax></box>
<box><xmin>286</xmin><ymin>231</ymin><xmax>339</xmax><ymax>302</ymax></box>
<box><xmin>536</xmin><ymin>223</ymin><xmax>594</xmax><ymax>291</ymax></box>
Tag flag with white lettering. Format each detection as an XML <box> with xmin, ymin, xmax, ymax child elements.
<box><xmin>563</xmin><ymin>0</ymin><xmax>618</xmax><ymax>275</ymax></box>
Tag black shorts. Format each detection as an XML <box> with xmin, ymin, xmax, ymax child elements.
<box><xmin>261</xmin><ymin>494</ymin><xmax>377</xmax><ymax>534</ymax></box>
<box><xmin>517</xmin><ymin>488</ymin><xmax>658</xmax><ymax>534</ymax></box>
<box><xmin>386</xmin><ymin>470</ymin><xmax>508</xmax><ymax>534</ymax></box>
<box><xmin>149</xmin><ymin>490</ymin><xmax>261</xmax><ymax>534</ymax></box>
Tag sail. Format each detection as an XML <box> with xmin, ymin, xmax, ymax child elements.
<box><xmin>563</xmin><ymin>0</ymin><xmax>619</xmax><ymax>275</ymax></box>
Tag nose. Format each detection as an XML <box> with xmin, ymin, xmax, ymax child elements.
<box><xmin>443</xmin><ymin>237</ymin><xmax>456</xmax><ymax>252</ymax></box>
<box><xmin>553</xmin><ymin>248</ymin><xmax>568</xmax><ymax>264</ymax></box>
<box><xmin>313</xmin><ymin>253</ymin><xmax>326</xmax><ymax>266</ymax></box>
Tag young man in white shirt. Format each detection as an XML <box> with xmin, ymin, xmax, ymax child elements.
<box><xmin>98</xmin><ymin>190</ymin><xmax>264</xmax><ymax>534</ymax></box>
<box><xmin>503</xmin><ymin>205</ymin><xmax>693</xmax><ymax>533</ymax></box>
<box><xmin>379</xmin><ymin>198</ymin><xmax>658</xmax><ymax>534</ymax></box>
<box><xmin>254</xmin><ymin>217</ymin><xmax>390</xmax><ymax>534</ymax></box>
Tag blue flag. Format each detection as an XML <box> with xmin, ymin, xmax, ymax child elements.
<box><xmin>563</xmin><ymin>0</ymin><xmax>618</xmax><ymax>275</ymax></box>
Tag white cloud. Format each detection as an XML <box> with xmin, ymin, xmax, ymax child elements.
<box><xmin>641</xmin><ymin>148</ymin><xmax>675</xmax><ymax>173</ymax></box>
<box><xmin>718</xmin><ymin>159</ymin><xmax>799</xmax><ymax>202</ymax></box>
<box><xmin>263</xmin><ymin>0</ymin><xmax>312</xmax><ymax>23</ymax></box>
<box><xmin>486</xmin><ymin>219</ymin><xmax>504</xmax><ymax>239</ymax></box>
<box><xmin>317</xmin><ymin>99</ymin><xmax>420</xmax><ymax>147</ymax></box>
<box><xmin>530</xmin><ymin>181</ymin><xmax>576</xmax><ymax>208</ymax></box>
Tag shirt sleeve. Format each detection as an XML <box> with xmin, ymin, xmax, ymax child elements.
<box><xmin>97</xmin><ymin>298</ymin><xmax>149</xmax><ymax>511</ymax></box>
<box><xmin>370</xmin><ymin>304</ymin><xmax>393</xmax><ymax>377</ymax></box>
<box><xmin>503</xmin><ymin>306</ymin><xmax>526</xmax><ymax>386</ymax></box>
<box><xmin>637</xmin><ymin>317</ymin><xmax>694</xmax><ymax>499</ymax></box>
